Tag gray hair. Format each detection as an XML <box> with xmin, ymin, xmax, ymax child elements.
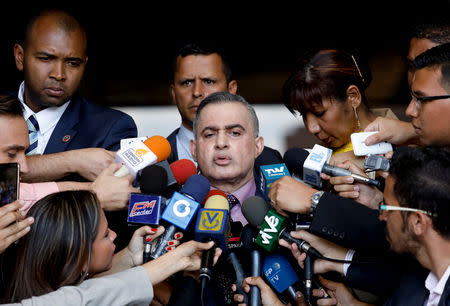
<box><xmin>193</xmin><ymin>91</ymin><xmax>259</xmax><ymax>138</ymax></box>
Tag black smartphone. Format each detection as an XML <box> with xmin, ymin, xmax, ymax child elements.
<box><xmin>0</xmin><ymin>163</ymin><xmax>20</xmax><ymax>206</ymax></box>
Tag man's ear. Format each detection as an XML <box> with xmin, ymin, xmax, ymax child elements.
<box><xmin>228</xmin><ymin>80</ymin><xmax>238</xmax><ymax>95</ymax></box>
<box><xmin>14</xmin><ymin>43</ymin><xmax>25</xmax><ymax>71</ymax></box>
<box><xmin>410</xmin><ymin>212</ymin><xmax>432</xmax><ymax>236</ymax></box>
<box><xmin>254</xmin><ymin>136</ymin><xmax>264</xmax><ymax>159</ymax></box>
<box><xmin>190</xmin><ymin>139</ymin><xmax>197</xmax><ymax>162</ymax></box>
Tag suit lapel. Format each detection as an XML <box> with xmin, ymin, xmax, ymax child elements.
<box><xmin>44</xmin><ymin>97</ymin><xmax>81</xmax><ymax>154</ymax></box>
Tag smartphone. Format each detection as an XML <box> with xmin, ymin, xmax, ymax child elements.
<box><xmin>0</xmin><ymin>163</ymin><xmax>20</xmax><ymax>206</ymax></box>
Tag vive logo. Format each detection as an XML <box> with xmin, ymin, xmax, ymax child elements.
<box><xmin>259</xmin><ymin>215</ymin><xmax>279</xmax><ymax>244</ymax></box>
<box><xmin>130</xmin><ymin>200</ymin><xmax>156</xmax><ymax>217</ymax></box>
<box><xmin>199</xmin><ymin>210</ymin><xmax>224</xmax><ymax>231</ymax></box>
<box><xmin>264</xmin><ymin>166</ymin><xmax>285</xmax><ymax>176</ymax></box>
<box><xmin>173</xmin><ymin>199</ymin><xmax>191</xmax><ymax>218</ymax></box>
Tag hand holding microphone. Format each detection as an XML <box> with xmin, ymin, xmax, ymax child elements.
<box><xmin>114</xmin><ymin>135</ymin><xmax>171</xmax><ymax>179</ymax></box>
<box><xmin>278</xmin><ymin>230</ymin><xmax>349</xmax><ymax>276</ymax></box>
<box><xmin>283</xmin><ymin>146</ymin><xmax>381</xmax><ymax>188</ymax></box>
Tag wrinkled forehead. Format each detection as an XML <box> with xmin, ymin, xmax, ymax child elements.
<box><xmin>197</xmin><ymin>102</ymin><xmax>254</xmax><ymax>131</ymax></box>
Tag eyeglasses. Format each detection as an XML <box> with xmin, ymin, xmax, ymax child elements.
<box><xmin>379</xmin><ymin>201</ymin><xmax>436</xmax><ymax>217</ymax></box>
<box><xmin>410</xmin><ymin>92</ymin><xmax>450</xmax><ymax>110</ymax></box>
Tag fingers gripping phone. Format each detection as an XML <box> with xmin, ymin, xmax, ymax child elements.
<box><xmin>0</xmin><ymin>163</ymin><xmax>20</xmax><ymax>206</ymax></box>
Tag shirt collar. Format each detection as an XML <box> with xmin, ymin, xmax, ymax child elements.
<box><xmin>178</xmin><ymin>124</ymin><xmax>194</xmax><ymax>143</ymax></box>
<box><xmin>18</xmin><ymin>81</ymin><xmax>70</xmax><ymax>133</ymax></box>
<box><xmin>211</xmin><ymin>178</ymin><xmax>256</xmax><ymax>205</ymax></box>
<box><xmin>425</xmin><ymin>265</ymin><xmax>450</xmax><ymax>297</ymax></box>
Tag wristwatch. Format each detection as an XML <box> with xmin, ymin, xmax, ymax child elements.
<box><xmin>310</xmin><ymin>191</ymin><xmax>324</xmax><ymax>215</ymax></box>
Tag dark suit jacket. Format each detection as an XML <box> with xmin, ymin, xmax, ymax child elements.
<box><xmin>43</xmin><ymin>94</ymin><xmax>137</xmax><ymax>153</ymax></box>
<box><xmin>309</xmin><ymin>192</ymin><xmax>389</xmax><ymax>252</ymax></box>
<box><xmin>35</xmin><ymin>94</ymin><xmax>137</xmax><ymax>251</ymax></box>
<box><xmin>346</xmin><ymin>252</ymin><xmax>450</xmax><ymax>306</ymax></box>
<box><xmin>167</xmin><ymin>127</ymin><xmax>283</xmax><ymax>169</ymax></box>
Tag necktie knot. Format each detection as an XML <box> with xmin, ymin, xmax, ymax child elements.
<box><xmin>27</xmin><ymin>115</ymin><xmax>39</xmax><ymax>132</ymax></box>
<box><xmin>227</xmin><ymin>194</ymin><xmax>240</xmax><ymax>210</ymax></box>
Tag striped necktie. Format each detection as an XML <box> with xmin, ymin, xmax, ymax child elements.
<box><xmin>25</xmin><ymin>115</ymin><xmax>39</xmax><ymax>156</ymax></box>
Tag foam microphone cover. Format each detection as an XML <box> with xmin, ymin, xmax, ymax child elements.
<box><xmin>202</xmin><ymin>189</ymin><xmax>228</xmax><ymax>206</ymax></box>
<box><xmin>143</xmin><ymin>135</ymin><xmax>172</xmax><ymax>162</ymax></box>
<box><xmin>241</xmin><ymin>196</ymin><xmax>270</xmax><ymax>228</ymax></box>
<box><xmin>139</xmin><ymin>164</ymin><xmax>168</xmax><ymax>194</ymax></box>
<box><xmin>180</xmin><ymin>174</ymin><xmax>210</xmax><ymax>203</ymax></box>
<box><xmin>282</xmin><ymin>147</ymin><xmax>310</xmax><ymax>178</ymax></box>
<box><xmin>170</xmin><ymin>159</ymin><xmax>197</xmax><ymax>185</ymax></box>
<box><xmin>204</xmin><ymin>194</ymin><xmax>230</xmax><ymax>211</ymax></box>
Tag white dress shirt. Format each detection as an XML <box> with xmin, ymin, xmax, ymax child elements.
<box><xmin>175</xmin><ymin>124</ymin><xmax>196</xmax><ymax>166</ymax></box>
<box><xmin>18</xmin><ymin>82</ymin><xmax>70</xmax><ymax>154</ymax></box>
<box><xmin>424</xmin><ymin>265</ymin><xmax>450</xmax><ymax>306</ymax></box>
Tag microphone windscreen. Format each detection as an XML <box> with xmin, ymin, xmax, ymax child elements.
<box><xmin>202</xmin><ymin>189</ymin><xmax>227</xmax><ymax>206</ymax></box>
<box><xmin>139</xmin><ymin>164</ymin><xmax>168</xmax><ymax>194</ymax></box>
<box><xmin>240</xmin><ymin>224</ymin><xmax>258</xmax><ymax>252</ymax></box>
<box><xmin>241</xmin><ymin>196</ymin><xmax>270</xmax><ymax>228</ymax></box>
<box><xmin>143</xmin><ymin>136</ymin><xmax>172</xmax><ymax>162</ymax></box>
<box><xmin>170</xmin><ymin>159</ymin><xmax>197</xmax><ymax>185</ymax></box>
<box><xmin>283</xmin><ymin>147</ymin><xmax>310</xmax><ymax>177</ymax></box>
<box><xmin>180</xmin><ymin>174</ymin><xmax>210</xmax><ymax>203</ymax></box>
<box><xmin>204</xmin><ymin>195</ymin><xmax>229</xmax><ymax>211</ymax></box>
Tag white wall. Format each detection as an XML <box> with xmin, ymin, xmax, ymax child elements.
<box><xmin>114</xmin><ymin>104</ymin><xmax>305</xmax><ymax>156</ymax></box>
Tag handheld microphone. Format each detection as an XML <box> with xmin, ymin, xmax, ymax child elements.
<box><xmin>242</xmin><ymin>196</ymin><xmax>322</xmax><ymax>258</ymax></box>
<box><xmin>139</xmin><ymin>158</ymin><xmax>197</xmax><ymax>195</ymax></box>
<box><xmin>194</xmin><ymin>194</ymin><xmax>230</xmax><ymax>282</ymax></box>
<box><xmin>149</xmin><ymin>174</ymin><xmax>210</xmax><ymax>260</ymax></box>
<box><xmin>114</xmin><ymin>135</ymin><xmax>171</xmax><ymax>178</ymax></box>
<box><xmin>258</xmin><ymin>163</ymin><xmax>290</xmax><ymax>202</ymax></box>
<box><xmin>170</xmin><ymin>159</ymin><xmax>198</xmax><ymax>186</ymax></box>
<box><xmin>138</xmin><ymin>164</ymin><xmax>169</xmax><ymax>195</ymax></box>
<box><xmin>263</xmin><ymin>253</ymin><xmax>300</xmax><ymax>305</ymax></box>
<box><xmin>201</xmin><ymin>189</ymin><xmax>228</xmax><ymax>207</ymax></box>
<box><xmin>284</xmin><ymin>145</ymin><xmax>381</xmax><ymax>188</ymax></box>
<box><xmin>128</xmin><ymin>165</ymin><xmax>169</xmax><ymax>263</ymax></box>
<box><xmin>241</xmin><ymin>224</ymin><xmax>262</xmax><ymax>306</ymax></box>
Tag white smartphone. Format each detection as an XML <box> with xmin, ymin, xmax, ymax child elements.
<box><xmin>0</xmin><ymin>163</ymin><xmax>20</xmax><ymax>206</ymax></box>
<box><xmin>351</xmin><ymin>132</ymin><xmax>393</xmax><ymax>156</ymax></box>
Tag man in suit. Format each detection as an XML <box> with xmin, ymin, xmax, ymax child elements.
<box><xmin>280</xmin><ymin>146</ymin><xmax>450</xmax><ymax>305</ymax></box>
<box><xmin>166</xmin><ymin>92</ymin><xmax>275</xmax><ymax>305</ymax></box>
<box><xmin>12</xmin><ymin>8</ymin><xmax>137</xmax><ymax>184</ymax></box>
<box><xmin>167</xmin><ymin>42</ymin><xmax>282</xmax><ymax>168</ymax></box>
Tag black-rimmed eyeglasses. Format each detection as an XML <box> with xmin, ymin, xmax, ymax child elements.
<box><xmin>410</xmin><ymin>92</ymin><xmax>450</xmax><ymax>110</ymax></box>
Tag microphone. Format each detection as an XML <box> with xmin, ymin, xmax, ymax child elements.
<box><xmin>149</xmin><ymin>174</ymin><xmax>210</xmax><ymax>260</ymax></box>
<box><xmin>241</xmin><ymin>224</ymin><xmax>262</xmax><ymax>306</ymax></box>
<box><xmin>263</xmin><ymin>253</ymin><xmax>300</xmax><ymax>305</ymax></box>
<box><xmin>201</xmin><ymin>189</ymin><xmax>227</xmax><ymax>207</ymax></box>
<box><xmin>242</xmin><ymin>196</ymin><xmax>322</xmax><ymax>258</ymax></box>
<box><xmin>139</xmin><ymin>159</ymin><xmax>197</xmax><ymax>196</ymax></box>
<box><xmin>170</xmin><ymin>159</ymin><xmax>198</xmax><ymax>186</ymax></box>
<box><xmin>114</xmin><ymin>135</ymin><xmax>171</xmax><ymax>178</ymax></box>
<box><xmin>284</xmin><ymin>145</ymin><xmax>381</xmax><ymax>188</ymax></box>
<box><xmin>127</xmin><ymin>164</ymin><xmax>169</xmax><ymax>263</ymax></box>
<box><xmin>258</xmin><ymin>163</ymin><xmax>290</xmax><ymax>202</ymax></box>
<box><xmin>194</xmin><ymin>194</ymin><xmax>230</xmax><ymax>282</ymax></box>
<box><xmin>138</xmin><ymin>163</ymin><xmax>169</xmax><ymax>195</ymax></box>
<box><xmin>226</xmin><ymin>221</ymin><xmax>248</xmax><ymax>305</ymax></box>
<box><xmin>242</xmin><ymin>196</ymin><xmax>322</xmax><ymax>304</ymax></box>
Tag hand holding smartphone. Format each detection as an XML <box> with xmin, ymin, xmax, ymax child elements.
<box><xmin>0</xmin><ymin>163</ymin><xmax>20</xmax><ymax>206</ymax></box>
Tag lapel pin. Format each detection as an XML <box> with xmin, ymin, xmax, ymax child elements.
<box><xmin>62</xmin><ymin>135</ymin><xmax>71</xmax><ymax>143</ymax></box>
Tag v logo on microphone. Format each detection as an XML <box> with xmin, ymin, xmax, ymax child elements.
<box><xmin>199</xmin><ymin>210</ymin><xmax>225</xmax><ymax>231</ymax></box>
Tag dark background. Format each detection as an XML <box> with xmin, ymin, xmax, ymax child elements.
<box><xmin>1</xmin><ymin>2</ymin><xmax>449</xmax><ymax>109</ymax></box>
